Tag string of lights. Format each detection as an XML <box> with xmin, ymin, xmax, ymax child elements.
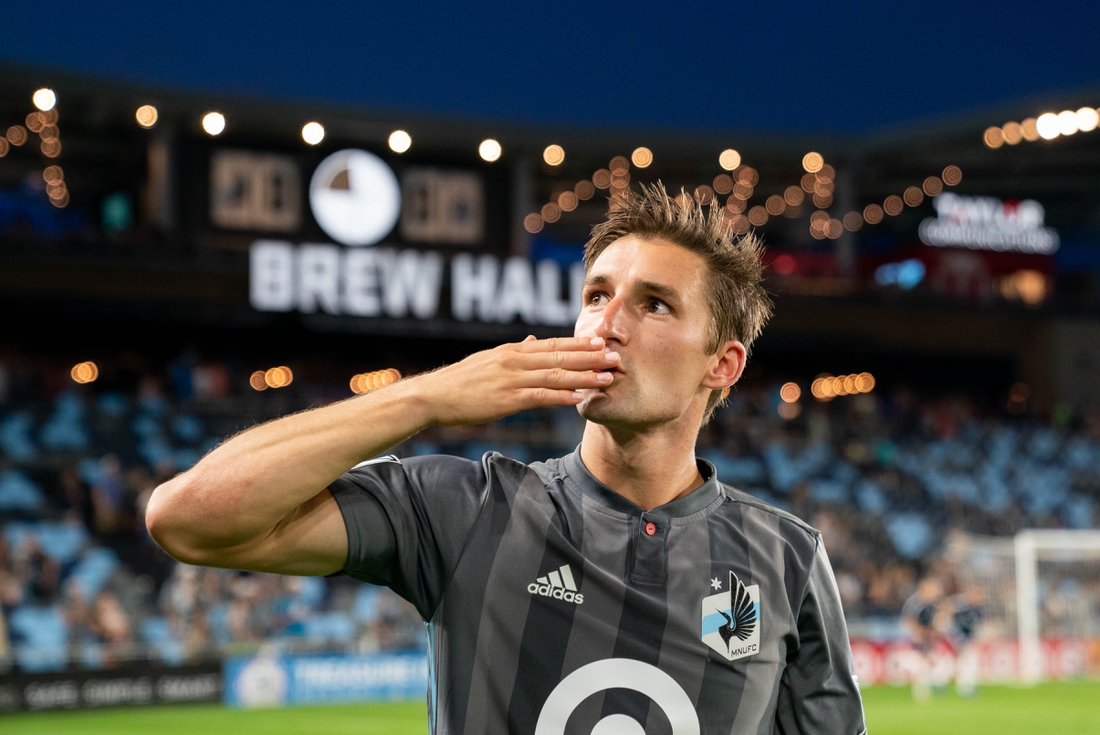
<box><xmin>349</xmin><ymin>368</ymin><xmax>401</xmax><ymax>395</ymax></box>
<box><xmin>249</xmin><ymin>367</ymin><xmax>294</xmax><ymax>391</ymax></box>
<box><xmin>1</xmin><ymin>88</ymin><xmax>68</xmax><ymax>207</ymax></box>
<box><xmin>983</xmin><ymin>106</ymin><xmax>1100</xmax><ymax>148</ymax></box>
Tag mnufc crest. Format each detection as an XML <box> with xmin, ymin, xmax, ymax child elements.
<box><xmin>528</xmin><ymin>564</ymin><xmax>584</xmax><ymax>605</ymax></box>
<box><xmin>701</xmin><ymin>572</ymin><xmax>760</xmax><ymax>661</ymax></box>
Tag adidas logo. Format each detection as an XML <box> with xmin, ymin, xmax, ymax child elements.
<box><xmin>527</xmin><ymin>564</ymin><xmax>584</xmax><ymax>605</ymax></box>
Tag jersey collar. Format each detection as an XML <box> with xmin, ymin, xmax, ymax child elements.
<box><xmin>562</xmin><ymin>444</ymin><xmax>723</xmax><ymax>519</ymax></box>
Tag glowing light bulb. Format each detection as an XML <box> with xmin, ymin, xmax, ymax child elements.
<box><xmin>301</xmin><ymin>121</ymin><xmax>325</xmax><ymax>145</ymax></box>
<box><xmin>631</xmin><ymin>147</ymin><xmax>653</xmax><ymax>168</ymax></box>
<box><xmin>543</xmin><ymin>144</ymin><xmax>565</xmax><ymax>166</ymax></box>
<box><xmin>33</xmin><ymin>88</ymin><xmax>56</xmax><ymax>111</ymax></box>
<box><xmin>1076</xmin><ymin>107</ymin><xmax>1100</xmax><ymax>133</ymax></box>
<box><xmin>718</xmin><ymin>149</ymin><xmax>741</xmax><ymax>170</ymax></box>
<box><xmin>1036</xmin><ymin>112</ymin><xmax>1060</xmax><ymax>140</ymax></box>
<box><xmin>202</xmin><ymin>112</ymin><xmax>226</xmax><ymax>136</ymax></box>
<box><xmin>135</xmin><ymin>105</ymin><xmax>158</xmax><ymax>128</ymax></box>
<box><xmin>388</xmin><ymin>130</ymin><xmax>412</xmax><ymax>153</ymax></box>
<box><xmin>479</xmin><ymin>138</ymin><xmax>502</xmax><ymax>162</ymax></box>
<box><xmin>1057</xmin><ymin>110</ymin><xmax>1079</xmax><ymax>136</ymax></box>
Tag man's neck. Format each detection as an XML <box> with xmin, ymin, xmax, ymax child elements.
<box><xmin>579</xmin><ymin>418</ymin><xmax>704</xmax><ymax>511</ymax></box>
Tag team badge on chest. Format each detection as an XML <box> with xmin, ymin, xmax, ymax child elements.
<box><xmin>701</xmin><ymin>571</ymin><xmax>761</xmax><ymax>661</ymax></box>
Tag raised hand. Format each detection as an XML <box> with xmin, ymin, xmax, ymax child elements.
<box><xmin>416</xmin><ymin>335</ymin><xmax>619</xmax><ymax>426</ymax></box>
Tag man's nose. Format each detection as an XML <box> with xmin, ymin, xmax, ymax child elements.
<box><xmin>593</xmin><ymin>295</ymin><xmax>626</xmax><ymax>343</ymax></box>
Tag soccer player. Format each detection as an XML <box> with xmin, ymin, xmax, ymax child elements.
<box><xmin>146</xmin><ymin>185</ymin><xmax>866</xmax><ymax>734</ymax></box>
<box><xmin>946</xmin><ymin>584</ymin><xmax>987</xmax><ymax>698</ymax></box>
<box><xmin>900</xmin><ymin>575</ymin><xmax>950</xmax><ymax>702</ymax></box>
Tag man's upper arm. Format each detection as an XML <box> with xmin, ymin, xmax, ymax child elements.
<box><xmin>217</xmin><ymin>487</ymin><xmax>350</xmax><ymax>576</ymax></box>
<box><xmin>328</xmin><ymin>453</ymin><xmax>492</xmax><ymax>619</ymax></box>
<box><xmin>776</xmin><ymin>537</ymin><xmax>867</xmax><ymax>735</ymax></box>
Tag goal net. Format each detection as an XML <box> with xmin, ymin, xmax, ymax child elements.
<box><xmin>946</xmin><ymin>529</ymin><xmax>1100</xmax><ymax>684</ymax></box>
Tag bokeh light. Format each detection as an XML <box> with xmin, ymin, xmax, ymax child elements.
<box><xmin>574</xmin><ymin>180</ymin><xmax>595</xmax><ymax>200</ymax></box>
<box><xmin>1001</xmin><ymin>121</ymin><xmax>1022</xmax><ymax>145</ymax></box>
<box><xmin>592</xmin><ymin>169</ymin><xmax>612</xmax><ymax>189</ymax></box>
<box><xmin>557</xmin><ymin>190</ymin><xmax>578</xmax><ymax>211</ymax></box>
<box><xmin>780</xmin><ymin>382</ymin><xmax>802</xmax><ymax>403</ymax></box>
<box><xmin>825</xmin><ymin>219</ymin><xmax>843</xmax><ymax>239</ymax></box>
<box><xmin>249</xmin><ymin>371</ymin><xmax>268</xmax><ymax>391</ymax></box>
<box><xmin>1057</xmin><ymin>110</ymin><xmax>1079</xmax><ymax>136</ymax></box>
<box><xmin>784</xmin><ymin>186</ymin><xmax>804</xmax><ymax>206</ymax></box>
<box><xmin>0</xmin><ymin>139</ymin><xmax>9</xmax><ymax>157</ymax></box>
<box><xmin>1076</xmin><ymin>107</ymin><xmax>1099</xmax><ymax>133</ymax></box>
<box><xmin>135</xmin><ymin>105</ymin><xmax>158</xmax><ymax>128</ymax></box>
<box><xmin>922</xmin><ymin>176</ymin><xmax>943</xmax><ymax>197</ymax></box>
<box><xmin>863</xmin><ymin>203</ymin><xmax>884</xmax><ymax>224</ymax></box>
<box><xmin>903</xmin><ymin>186</ymin><xmax>924</xmax><ymax>207</ymax></box>
<box><xmin>983</xmin><ymin>126</ymin><xmax>1004</xmax><ymax>148</ymax></box>
<box><xmin>25</xmin><ymin>112</ymin><xmax>44</xmax><ymax>132</ymax></box>
<box><xmin>478</xmin><ymin>138</ymin><xmax>502</xmax><ymax>162</ymax></box>
<box><xmin>41</xmin><ymin>139</ymin><xmax>61</xmax><ymax>158</ymax></box>
<box><xmin>350</xmin><ymin>369</ymin><xmax>402</xmax><ymax>395</ymax></box>
<box><xmin>388</xmin><ymin>130</ymin><xmax>412</xmax><ymax>153</ymax></box>
<box><xmin>33</xmin><ymin>88</ymin><xmax>56</xmax><ymax>112</ymax></box>
<box><xmin>812</xmin><ymin>193</ymin><xmax>833</xmax><ymax>209</ymax></box>
<box><xmin>802</xmin><ymin>152</ymin><xmax>824</xmax><ymax>173</ymax></box>
<box><xmin>609</xmin><ymin>156</ymin><xmax>629</xmax><ymax>174</ymax></box>
<box><xmin>523</xmin><ymin>213</ymin><xmax>544</xmax><ymax>233</ymax></box>
<box><xmin>631</xmin><ymin>147</ymin><xmax>653</xmax><ymax>168</ymax></box>
<box><xmin>1036</xmin><ymin>112</ymin><xmax>1060</xmax><ymax>140</ymax></box>
<box><xmin>941</xmin><ymin>165</ymin><xmax>963</xmax><ymax>186</ymax></box>
<box><xmin>301</xmin><ymin>122</ymin><xmax>325</xmax><ymax>146</ymax></box>
<box><xmin>842</xmin><ymin>212</ymin><xmax>863</xmax><ymax>231</ymax></box>
<box><xmin>737</xmin><ymin>166</ymin><xmax>759</xmax><ymax>186</ymax></box>
<box><xmin>543</xmin><ymin>144</ymin><xmax>565</xmax><ymax>166</ymax></box>
<box><xmin>712</xmin><ymin>174</ymin><xmax>733</xmax><ymax>195</ymax></box>
<box><xmin>694</xmin><ymin>185</ymin><xmax>714</xmax><ymax>205</ymax></box>
<box><xmin>748</xmin><ymin>206</ymin><xmax>768</xmax><ymax>227</ymax></box>
<box><xmin>800</xmin><ymin>173</ymin><xmax>817</xmax><ymax>193</ymax></box>
<box><xmin>6</xmin><ymin>126</ymin><xmax>27</xmax><ymax>146</ymax></box>
<box><xmin>202</xmin><ymin>112</ymin><xmax>226</xmax><ymax>136</ymax></box>
<box><xmin>718</xmin><ymin>149</ymin><xmax>741</xmax><ymax>170</ymax></box>
<box><xmin>766</xmin><ymin>195</ymin><xmax>786</xmax><ymax>215</ymax></box>
<box><xmin>1020</xmin><ymin>118</ymin><xmax>1040</xmax><ymax>142</ymax></box>
<box><xmin>541</xmin><ymin>202</ymin><xmax>561</xmax><ymax>223</ymax></box>
<box><xmin>70</xmin><ymin>361</ymin><xmax>98</xmax><ymax>384</ymax></box>
<box><xmin>883</xmin><ymin>195</ymin><xmax>904</xmax><ymax>216</ymax></box>
<box><xmin>263</xmin><ymin>366</ymin><xmax>293</xmax><ymax>389</ymax></box>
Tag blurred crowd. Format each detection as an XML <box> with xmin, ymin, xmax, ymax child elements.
<box><xmin>2</xmin><ymin>352</ymin><xmax>1100</xmax><ymax>671</ymax></box>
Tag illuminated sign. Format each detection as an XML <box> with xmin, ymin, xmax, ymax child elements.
<box><xmin>308</xmin><ymin>149</ymin><xmax>401</xmax><ymax>246</ymax></box>
<box><xmin>249</xmin><ymin>241</ymin><xmax>584</xmax><ymax>326</ymax></box>
<box><xmin>210</xmin><ymin>151</ymin><xmax>301</xmax><ymax>232</ymax></box>
<box><xmin>919</xmin><ymin>193</ymin><xmax>1059</xmax><ymax>254</ymax></box>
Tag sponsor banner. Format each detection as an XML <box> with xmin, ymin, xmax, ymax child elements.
<box><xmin>0</xmin><ymin>663</ymin><xmax>222</xmax><ymax>714</ymax></box>
<box><xmin>849</xmin><ymin>637</ymin><xmax>1100</xmax><ymax>686</ymax></box>
<box><xmin>224</xmin><ymin>652</ymin><xmax>428</xmax><ymax>709</ymax></box>
<box><xmin>250</xmin><ymin>241</ymin><xmax>585</xmax><ymax>326</ymax></box>
<box><xmin>919</xmin><ymin>193</ymin><xmax>1060</xmax><ymax>255</ymax></box>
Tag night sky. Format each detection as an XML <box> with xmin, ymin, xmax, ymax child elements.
<box><xmin>3</xmin><ymin>1</ymin><xmax>1099</xmax><ymax>134</ymax></box>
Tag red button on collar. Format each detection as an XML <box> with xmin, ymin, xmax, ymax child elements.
<box><xmin>644</xmin><ymin>522</ymin><xmax>657</xmax><ymax>536</ymax></box>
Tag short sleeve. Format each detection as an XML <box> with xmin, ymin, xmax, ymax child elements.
<box><xmin>329</xmin><ymin>453</ymin><xmax>491</xmax><ymax>620</ymax></box>
<box><xmin>775</xmin><ymin>538</ymin><xmax>867</xmax><ymax>735</ymax></box>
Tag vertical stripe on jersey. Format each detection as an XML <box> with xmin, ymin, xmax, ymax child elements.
<box><xmin>731</xmin><ymin>508</ymin><xmax>790</xmax><ymax>735</ymax></box>
<box><xmin>647</xmin><ymin>510</ymin><xmax>714</xmax><ymax>731</ymax></box>
<box><xmin>462</xmin><ymin>469</ymin><xmax>557</xmax><ymax>734</ymax></box>
<box><xmin>430</xmin><ymin>468</ymin><xmax>516</xmax><ymax>734</ymax></box>
<box><xmin>598</xmin><ymin>518</ymin><xmax>670</xmax><ymax>726</ymax></box>
<box><xmin>557</xmin><ymin>492</ymin><xmax>631</xmax><ymax>730</ymax></box>
<box><xmin>694</xmin><ymin>500</ymin><xmax>753</xmax><ymax>732</ymax></box>
<box><xmin>505</xmin><ymin>480</ymin><xmax>586</xmax><ymax>733</ymax></box>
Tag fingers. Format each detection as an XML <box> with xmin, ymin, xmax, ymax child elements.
<box><xmin>535</xmin><ymin>368</ymin><xmax>614</xmax><ymax>390</ymax></box>
<box><xmin>514</xmin><ymin>336</ymin><xmax>606</xmax><ymax>353</ymax></box>
<box><xmin>522</xmin><ymin>388</ymin><xmax>587</xmax><ymax>407</ymax></box>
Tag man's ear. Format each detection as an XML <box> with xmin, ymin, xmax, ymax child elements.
<box><xmin>703</xmin><ymin>340</ymin><xmax>747</xmax><ymax>392</ymax></box>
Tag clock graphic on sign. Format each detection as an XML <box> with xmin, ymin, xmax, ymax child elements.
<box><xmin>309</xmin><ymin>148</ymin><xmax>401</xmax><ymax>247</ymax></box>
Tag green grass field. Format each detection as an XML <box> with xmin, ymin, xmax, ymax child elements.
<box><xmin>3</xmin><ymin>682</ymin><xmax>1099</xmax><ymax>734</ymax></box>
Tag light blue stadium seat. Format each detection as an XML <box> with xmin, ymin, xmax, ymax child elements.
<box><xmin>885</xmin><ymin>514</ymin><xmax>934</xmax><ymax>559</ymax></box>
<box><xmin>96</xmin><ymin>392</ymin><xmax>129</xmax><ymax>417</ymax></box>
<box><xmin>353</xmin><ymin>585</ymin><xmax>381</xmax><ymax>623</ymax></box>
<box><xmin>304</xmin><ymin>612</ymin><xmax>356</xmax><ymax>644</ymax></box>
<box><xmin>141</xmin><ymin>616</ymin><xmax>185</xmax><ymax>665</ymax></box>
<box><xmin>68</xmin><ymin>547</ymin><xmax>120</xmax><ymax>601</ymax></box>
<box><xmin>40</xmin><ymin>392</ymin><xmax>90</xmax><ymax>451</ymax></box>
<box><xmin>0</xmin><ymin>411</ymin><xmax>37</xmax><ymax>461</ymax></box>
<box><xmin>698</xmin><ymin>449</ymin><xmax>765</xmax><ymax>484</ymax></box>
<box><xmin>4</xmin><ymin>520</ymin><xmax>89</xmax><ymax>564</ymax></box>
<box><xmin>9</xmin><ymin>605</ymin><xmax>68</xmax><ymax>671</ymax></box>
<box><xmin>172</xmin><ymin>415</ymin><xmax>205</xmax><ymax>443</ymax></box>
<box><xmin>0</xmin><ymin>470</ymin><xmax>46</xmax><ymax>512</ymax></box>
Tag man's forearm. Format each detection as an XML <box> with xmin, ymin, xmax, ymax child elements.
<box><xmin>145</xmin><ymin>377</ymin><xmax>433</xmax><ymax>561</ymax></box>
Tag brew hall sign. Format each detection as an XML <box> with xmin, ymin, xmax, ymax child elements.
<box><xmin>243</xmin><ymin>148</ymin><xmax>583</xmax><ymax>327</ymax></box>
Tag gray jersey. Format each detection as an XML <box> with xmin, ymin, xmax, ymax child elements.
<box><xmin>331</xmin><ymin>447</ymin><xmax>865</xmax><ymax>735</ymax></box>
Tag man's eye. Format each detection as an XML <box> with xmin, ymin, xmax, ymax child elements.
<box><xmin>648</xmin><ymin>299</ymin><xmax>670</xmax><ymax>314</ymax></box>
<box><xmin>588</xmin><ymin>292</ymin><xmax>608</xmax><ymax>305</ymax></box>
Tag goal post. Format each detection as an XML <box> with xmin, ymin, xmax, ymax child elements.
<box><xmin>1015</xmin><ymin>529</ymin><xmax>1100</xmax><ymax>685</ymax></box>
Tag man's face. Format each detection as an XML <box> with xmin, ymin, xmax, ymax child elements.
<box><xmin>573</xmin><ymin>236</ymin><xmax>724</xmax><ymax>428</ymax></box>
